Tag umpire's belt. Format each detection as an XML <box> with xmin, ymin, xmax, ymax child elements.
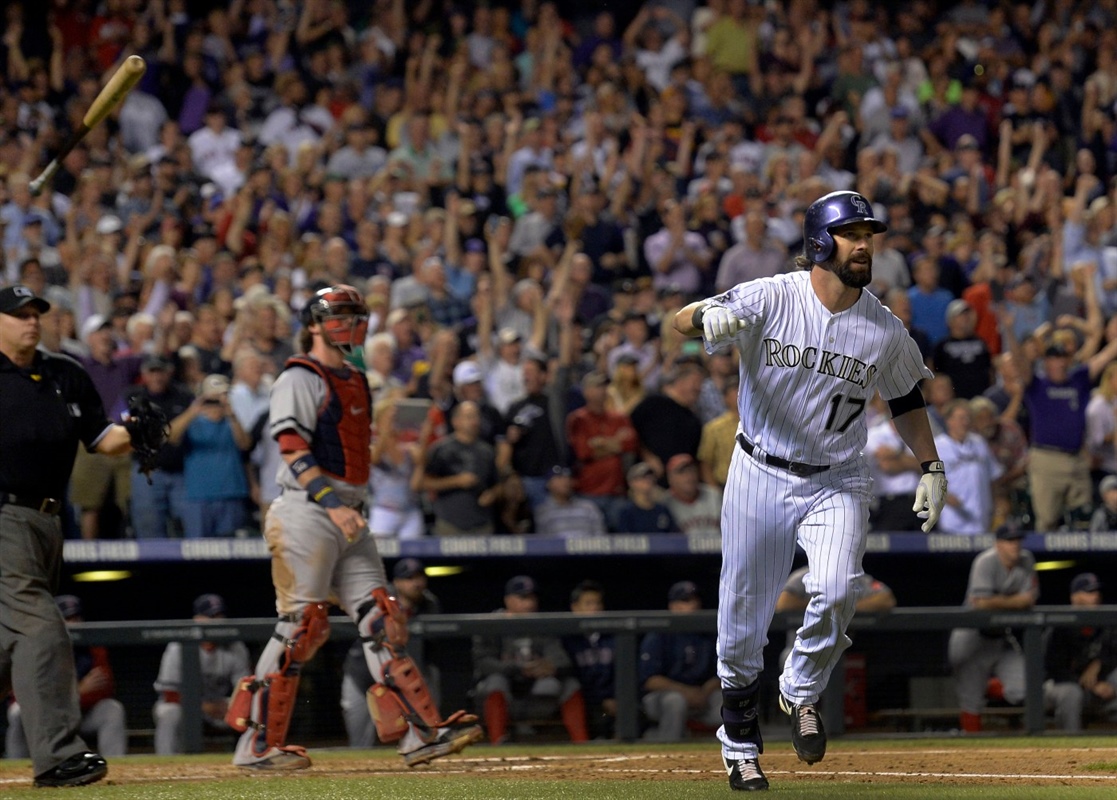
<box><xmin>2</xmin><ymin>494</ymin><xmax>63</xmax><ymax>516</ymax></box>
<box><xmin>736</xmin><ymin>434</ymin><xmax>830</xmax><ymax>477</ymax></box>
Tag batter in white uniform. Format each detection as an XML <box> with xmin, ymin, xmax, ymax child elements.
<box><xmin>674</xmin><ymin>191</ymin><xmax>947</xmax><ymax>792</ymax></box>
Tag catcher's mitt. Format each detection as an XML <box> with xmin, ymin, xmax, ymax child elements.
<box><xmin>125</xmin><ymin>394</ymin><xmax>169</xmax><ymax>484</ymax></box>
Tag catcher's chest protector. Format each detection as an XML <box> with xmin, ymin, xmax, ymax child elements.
<box><xmin>284</xmin><ymin>355</ymin><xmax>372</xmax><ymax>484</ymax></box>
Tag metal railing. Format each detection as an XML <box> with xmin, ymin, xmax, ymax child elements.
<box><xmin>66</xmin><ymin>606</ymin><xmax>1117</xmax><ymax>752</ymax></box>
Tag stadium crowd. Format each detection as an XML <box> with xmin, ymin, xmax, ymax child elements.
<box><xmin>4</xmin><ymin>0</ymin><xmax>1117</xmax><ymax>538</ymax></box>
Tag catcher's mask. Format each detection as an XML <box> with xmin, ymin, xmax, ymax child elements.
<box><xmin>300</xmin><ymin>284</ymin><xmax>369</xmax><ymax>355</ymax></box>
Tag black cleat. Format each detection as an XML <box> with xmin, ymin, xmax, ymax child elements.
<box><xmin>33</xmin><ymin>751</ymin><xmax>108</xmax><ymax>788</ymax></box>
<box><xmin>724</xmin><ymin>755</ymin><xmax>769</xmax><ymax>791</ymax></box>
<box><xmin>779</xmin><ymin>695</ymin><xmax>826</xmax><ymax>764</ymax></box>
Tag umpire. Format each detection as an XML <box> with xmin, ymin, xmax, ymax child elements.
<box><xmin>0</xmin><ymin>284</ymin><xmax>135</xmax><ymax>787</ymax></box>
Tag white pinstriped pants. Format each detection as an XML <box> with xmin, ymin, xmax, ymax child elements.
<box><xmin>716</xmin><ymin>441</ymin><xmax>871</xmax><ymax>759</ymax></box>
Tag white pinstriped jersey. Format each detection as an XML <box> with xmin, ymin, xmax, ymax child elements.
<box><xmin>707</xmin><ymin>270</ymin><xmax>932</xmax><ymax>465</ymax></box>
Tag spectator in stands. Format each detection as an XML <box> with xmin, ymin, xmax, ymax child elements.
<box><xmin>6</xmin><ymin>596</ymin><xmax>126</xmax><ymax>759</ymax></box>
<box><xmin>167</xmin><ymin>373</ymin><xmax>252</xmax><ymax>538</ymax></box>
<box><xmin>607</xmin><ymin>311</ymin><xmax>659</xmax><ymax>389</ymax></box>
<box><xmin>566</xmin><ymin>370</ymin><xmax>637</xmax><ymax>530</ymax></box>
<box><xmin>606</xmin><ymin>352</ymin><xmax>646</xmax><ymax>417</ymax></box>
<box><xmin>934</xmin><ymin>399</ymin><xmax>1003</xmax><ymax>535</ymax></box>
<box><xmin>865</xmin><ymin>410</ymin><xmax>924</xmax><ymax>532</ymax></box>
<box><xmin>883</xmin><ymin>288</ymin><xmax>932</xmax><ymax>365</ymax></box>
<box><xmin>369</xmin><ymin>399</ymin><xmax>425</xmax><ymax>540</ymax></box>
<box><xmin>1089</xmin><ymin>475</ymin><xmax>1117</xmax><ymax>533</ymax></box>
<box><xmin>501</xmin><ymin>352</ymin><xmax>570</xmax><ymax>510</ymax></box>
<box><xmin>715</xmin><ymin>209</ymin><xmax>786</xmax><ymax>291</ymax></box>
<box><xmin>630</xmin><ymin>362</ymin><xmax>705</xmax><ymax>481</ymax></box>
<box><xmin>948</xmin><ymin>524</ymin><xmax>1038</xmax><ymax>733</ymax></box>
<box><xmin>534</xmin><ymin>466</ymin><xmax>607</xmax><ymax>538</ymax></box>
<box><xmin>1003</xmin><ymin>308</ymin><xmax>1117</xmax><ymax>531</ymax></box>
<box><xmin>932</xmin><ymin>299</ymin><xmax>992</xmax><ymax>399</ymax></box>
<box><xmin>644</xmin><ymin>199</ymin><xmax>714</xmax><ymax>296</ymax></box>
<box><xmin>697</xmin><ymin>376</ymin><xmax>738</xmax><ymax>491</ymax></box>
<box><xmin>421</xmin><ymin>401</ymin><xmax>500</xmax><ymax>536</ymax></box>
<box><xmin>152</xmin><ymin>594</ymin><xmax>249</xmax><ymax>755</ymax></box>
<box><xmin>696</xmin><ymin>349</ymin><xmax>736</xmax><ymax>425</ymax></box>
<box><xmin>663</xmin><ymin>454</ymin><xmax>722</xmax><ymax>537</ymax></box>
<box><xmin>775</xmin><ymin>567</ymin><xmax>896</xmax><ymax>667</ymax></box>
<box><xmin>638</xmin><ymin>581</ymin><xmax>721</xmax><ymax>742</ymax></box>
<box><xmin>125</xmin><ymin>355</ymin><xmax>193</xmax><ymax>539</ymax></box>
<box><xmin>562</xmin><ymin>580</ymin><xmax>617</xmax><ymax>740</ymax></box>
<box><xmin>1086</xmin><ymin>363</ymin><xmax>1117</xmax><ymax>495</ymax></box>
<box><xmin>907</xmin><ymin>255</ymin><xmax>953</xmax><ymax>348</ymax></box>
<box><xmin>341</xmin><ymin>560</ymin><xmax>443</xmax><ymax>748</ymax></box>
<box><xmin>617</xmin><ymin>462</ymin><xmax>679</xmax><ymax>534</ymax></box>
<box><xmin>1044</xmin><ymin>573</ymin><xmax>1117</xmax><ymax>732</ymax></box>
<box><xmin>473</xmin><ymin>576</ymin><xmax>588</xmax><ymax>745</ymax></box>
<box><xmin>969</xmin><ymin>396</ymin><xmax>1030</xmax><ymax>529</ymax></box>
<box><xmin>71</xmin><ymin>313</ymin><xmax>143</xmax><ymax>539</ymax></box>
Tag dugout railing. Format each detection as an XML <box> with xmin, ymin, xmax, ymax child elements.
<box><xmin>65</xmin><ymin>606</ymin><xmax>1117</xmax><ymax>753</ymax></box>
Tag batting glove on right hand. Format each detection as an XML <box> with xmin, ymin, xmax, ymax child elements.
<box><xmin>913</xmin><ymin>460</ymin><xmax>947</xmax><ymax>533</ymax></box>
<box><xmin>701</xmin><ymin>304</ymin><xmax>744</xmax><ymax>344</ymax></box>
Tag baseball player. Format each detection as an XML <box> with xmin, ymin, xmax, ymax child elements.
<box><xmin>947</xmin><ymin>524</ymin><xmax>1037</xmax><ymax>732</ymax></box>
<box><xmin>674</xmin><ymin>191</ymin><xmax>947</xmax><ymax>791</ymax></box>
<box><xmin>225</xmin><ymin>285</ymin><xmax>481</xmax><ymax>770</ymax></box>
<box><xmin>152</xmin><ymin>594</ymin><xmax>250</xmax><ymax>755</ymax></box>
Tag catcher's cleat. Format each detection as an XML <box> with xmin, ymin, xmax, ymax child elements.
<box><xmin>235</xmin><ymin>745</ymin><xmax>311</xmax><ymax>771</ymax></box>
<box><xmin>402</xmin><ymin>722</ymin><xmax>484</xmax><ymax>767</ymax></box>
<box><xmin>779</xmin><ymin>695</ymin><xmax>826</xmax><ymax>765</ymax></box>
<box><xmin>724</xmin><ymin>755</ymin><xmax>769</xmax><ymax>791</ymax></box>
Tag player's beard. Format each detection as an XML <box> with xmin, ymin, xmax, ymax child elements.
<box><xmin>830</xmin><ymin>253</ymin><xmax>873</xmax><ymax>288</ymax></box>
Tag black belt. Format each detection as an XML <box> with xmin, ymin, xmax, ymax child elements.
<box><xmin>2</xmin><ymin>493</ymin><xmax>63</xmax><ymax>516</ymax></box>
<box><xmin>736</xmin><ymin>434</ymin><xmax>830</xmax><ymax>477</ymax></box>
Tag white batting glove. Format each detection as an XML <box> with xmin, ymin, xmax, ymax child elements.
<box><xmin>701</xmin><ymin>304</ymin><xmax>744</xmax><ymax>344</ymax></box>
<box><xmin>912</xmin><ymin>460</ymin><xmax>947</xmax><ymax>533</ymax></box>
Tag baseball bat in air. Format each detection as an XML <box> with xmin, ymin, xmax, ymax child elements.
<box><xmin>29</xmin><ymin>55</ymin><xmax>147</xmax><ymax>196</ymax></box>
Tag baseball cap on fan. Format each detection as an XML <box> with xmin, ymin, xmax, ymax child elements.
<box><xmin>452</xmin><ymin>360</ymin><xmax>483</xmax><ymax>387</ymax></box>
<box><xmin>80</xmin><ymin>313</ymin><xmax>112</xmax><ymax>343</ymax></box>
<box><xmin>0</xmin><ymin>284</ymin><xmax>50</xmax><ymax>315</ymax></box>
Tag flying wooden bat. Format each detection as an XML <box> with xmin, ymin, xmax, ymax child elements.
<box><xmin>30</xmin><ymin>55</ymin><xmax>147</xmax><ymax>196</ymax></box>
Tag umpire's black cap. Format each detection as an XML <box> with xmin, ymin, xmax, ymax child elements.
<box><xmin>0</xmin><ymin>284</ymin><xmax>50</xmax><ymax>315</ymax></box>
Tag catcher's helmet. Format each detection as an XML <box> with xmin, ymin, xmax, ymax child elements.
<box><xmin>300</xmin><ymin>284</ymin><xmax>368</xmax><ymax>355</ymax></box>
<box><xmin>802</xmin><ymin>191</ymin><xmax>887</xmax><ymax>264</ymax></box>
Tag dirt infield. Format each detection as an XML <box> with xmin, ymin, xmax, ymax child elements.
<box><xmin>4</xmin><ymin>742</ymin><xmax>1115</xmax><ymax>789</ymax></box>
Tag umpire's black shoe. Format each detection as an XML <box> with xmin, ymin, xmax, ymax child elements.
<box><xmin>723</xmin><ymin>755</ymin><xmax>769</xmax><ymax>791</ymax></box>
<box><xmin>33</xmin><ymin>752</ymin><xmax>108</xmax><ymax>788</ymax></box>
<box><xmin>779</xmin><ymin>695</ymin><xmax>826</xmax><ymax>765</ymax></box>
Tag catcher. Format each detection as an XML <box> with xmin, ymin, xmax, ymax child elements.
<box><xmin>224</xmin><ymin>285</ymin><xmax>482</xmax><ymax>770</ymax></box>
<box><xmin>0</xmin><ymin>284</ymin><xmax>165</xmax><ymax>787</ymax></box>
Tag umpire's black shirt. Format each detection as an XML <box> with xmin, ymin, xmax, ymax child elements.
<box><xmin>0</xmin><ymin>349</ymin><xmax>113</xmax><ymax>498</ymax></box>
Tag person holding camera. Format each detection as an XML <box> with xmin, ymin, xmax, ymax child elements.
<box><xmin>167</xmin><ymin>373</ymin><xmax>253</xmax><ymax>538</ymax></box>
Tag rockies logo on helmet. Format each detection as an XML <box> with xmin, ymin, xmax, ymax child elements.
<box><xmin>803</xmin><ymin>191</ymin><xmax>887</xmax><ymax>264</ymax></box>
<box><xmin>300</xmin><ymin>284</ymin><xmax>369</xmax><ymax>355</ymax></box>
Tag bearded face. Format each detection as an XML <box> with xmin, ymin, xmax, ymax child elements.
<box><xmin>828</xmin><ymin>251</ymin><xmax>873</xmax><ymax>288</ymax></box>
